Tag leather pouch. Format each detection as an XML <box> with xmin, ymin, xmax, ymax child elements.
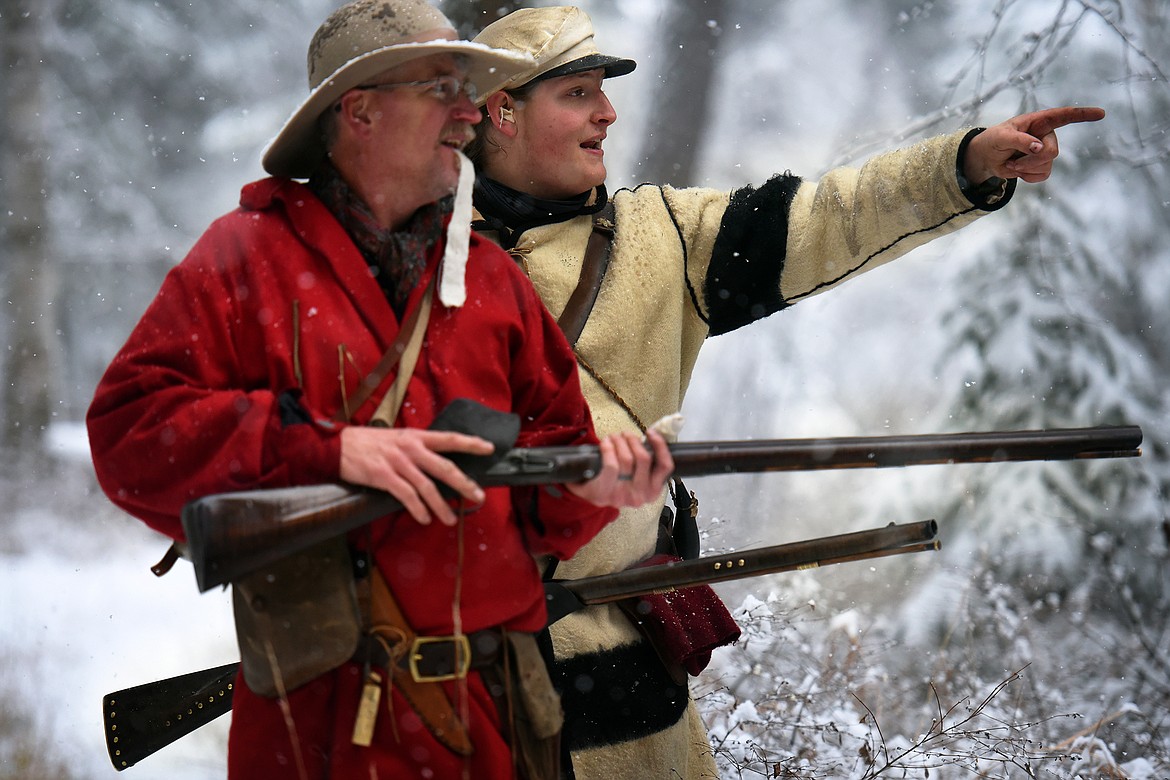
<box><xmin>232</xmin><ymin>536</ymin><xmax>361</xmax><ymax>697</ymax></box>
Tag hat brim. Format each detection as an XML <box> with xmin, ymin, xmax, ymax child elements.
<box><xmin>262</xmin><ymin>39</ymin><xmax>533</xmax><ymax>179</ymax></box>
<box><xmin>531</xmin><ymin>53</ymin><xmax>636</xmax><ymax>84</ymax></box>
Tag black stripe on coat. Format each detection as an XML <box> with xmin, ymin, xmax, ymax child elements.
<box><xmin>550</xmin><ymin>639</ymin><xmax>690</xmax><ymax>750</ymax></box>
<box><xmin>703</xmin><ymin>173</ymin><xmax>803</xmax><ymax>337</ymax></box>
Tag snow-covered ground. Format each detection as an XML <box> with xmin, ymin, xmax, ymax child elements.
<box><xmin>2</xmin><ymin>424</ymin><xmax>235</xmax><ymax>778</ymax></box>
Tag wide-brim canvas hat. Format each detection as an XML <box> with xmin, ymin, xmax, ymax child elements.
<box><xmin>472</xmin><ymin>6</ymin><xmax>635</xmax><ymax>101</ymax></box>
<box><xmin>263</xmin><ymin>0</ymin><xmax>534</xmax><ymax>179</ymax></box>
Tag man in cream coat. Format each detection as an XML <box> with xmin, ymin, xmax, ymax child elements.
<box><xmin>467</xmin><ymin>6</ymin><xmax>1104</xmax><ymax>778</ymax></box>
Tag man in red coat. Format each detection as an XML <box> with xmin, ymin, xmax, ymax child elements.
<box><xmin>86</xmin><ymin>1</ymin><xmax>673</xmax><ymax>778</ymax></box>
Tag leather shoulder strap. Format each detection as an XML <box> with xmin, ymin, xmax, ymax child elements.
<box><xmin>557</xmin><ymin>200</ymin><xmax>616</xmax><ymax>347</ymax></box>
<box><xmin>369</xmin><ymin>281</ymin><xmax>433</xmax><ymax>427</ymax></box>
<box><xmin>335</xmin><ymin>275</ymin><xmax>435</xmax><ymax>423</ymax></box>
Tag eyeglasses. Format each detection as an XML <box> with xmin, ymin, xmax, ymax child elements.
<box><xmin>356</xmin><ymin>76</ymin><xmax>478</xmax><ymax>104</ymax></box>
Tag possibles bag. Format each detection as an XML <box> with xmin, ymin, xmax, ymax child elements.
<box><xmin>232</xmin><ymin>535</ymin><xmax>361</xmax><ymax>698</ymax></box>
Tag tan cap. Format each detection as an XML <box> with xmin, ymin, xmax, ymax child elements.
<box><xmin>472</xmin><ymin>6</ymin><xmax>635</xmax><ymax>98</ymax></box>
<box><xmin>262</xmin><ymin>0</ymin><xmax>533</xmax><ymax>179</ymax></box>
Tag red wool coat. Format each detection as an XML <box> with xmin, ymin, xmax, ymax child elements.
<box><xmin>87</xmin><ymin>177</ymin><xmax>616</xmax><ymax>779</ymax></box>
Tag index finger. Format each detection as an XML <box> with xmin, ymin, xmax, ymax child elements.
<box><xmin>1023</xmin><ymin>106</ymin><xmax>1106</xmax><ymax>138</ymax></box>
<box><xmin>416</xmin><ymin>430</ymin><xmax>495</xmax><ymax>455</ymax></box>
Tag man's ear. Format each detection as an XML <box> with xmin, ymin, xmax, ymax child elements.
<box><xmin>336</xmin><ymin>91</ymin><xmax>375</xmax><ymax>136</ymax></box>
<box><xmin>485</xmin><ymin>92</ymin><xmax>519</xmax><ymax>138</ymax></box>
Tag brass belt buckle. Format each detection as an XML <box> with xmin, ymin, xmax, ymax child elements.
<box><xmin>409</xmin><ymin>634</ymin><xmax>471</xmax><ymax>683</ymax></box>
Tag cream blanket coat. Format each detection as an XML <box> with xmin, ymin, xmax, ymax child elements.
<box><xmin>475</xmin><ymin>128</ymin><xmax>1012</xmax><ymax>779</ymax></box>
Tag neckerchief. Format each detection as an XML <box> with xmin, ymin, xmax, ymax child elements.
<box><xmin>310</xmin><ymin>162</ymin><xmax>451</xmax><ymax>316</ymax></box>
<box><xmin>472</xmin><ymin>176</ymin><xmax>607</xmax><ymax>250</ymax></box>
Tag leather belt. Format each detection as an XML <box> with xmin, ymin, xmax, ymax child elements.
<box><xmin>353</xmin><ymin>567</ymin><xmax>514</xmax><ymax>756</ymax></box>
<box><xmin>360</xmin><ymin>628</ymin><xmax>505</xmax><ymax>683</ymax></box>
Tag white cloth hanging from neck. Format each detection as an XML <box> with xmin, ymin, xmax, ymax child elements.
<box><xmin>439</xmin><ymin>150</ymin><xmax>475</xmax><ymax>308</ymax></box>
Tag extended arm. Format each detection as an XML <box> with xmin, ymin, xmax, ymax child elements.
<box><xmin>699</xmin><ymin>105</ymin><xmax>1105</xmax><ymax>337</ymax></box>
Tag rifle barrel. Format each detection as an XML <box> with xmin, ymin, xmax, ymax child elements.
<box><xmin>565</xmin><ymin>519</ymin><xmax>939</xmax><ymax>604</ymax></box>
<box><xmin>667</xmin><ymin>425</ymin><xmax>1143</xmax><ymax>477</ymax></box>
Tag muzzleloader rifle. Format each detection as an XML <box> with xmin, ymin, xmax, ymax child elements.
<box><xmin>179</xmin><ymin>401</ymin><xmax>1142</xmax><ymax>592</ymax></box>
<box><xmin>105</xmin><ymin>519</ymin><xmax>939</xmax><ymax>770</ymax></box>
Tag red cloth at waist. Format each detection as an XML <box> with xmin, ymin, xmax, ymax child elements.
<box><xmin>619</xmin><ymin>553</ymin><xmax>741</xmax><ymax>677</ymax></box>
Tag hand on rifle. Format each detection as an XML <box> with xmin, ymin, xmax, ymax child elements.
<box><xmin>567</xmin><ymin>429</ymin><xmax>674</xmax><ymax>508</ymax></box>
<box><xmin>963</xmin><ymin>105</ymin><xmax>1105</xmax><ymax>185</ymax></box>
<box><xmin>339</xmin><ymin>426</ymin><xmax>493</xmax><ymax>526</ymax></box>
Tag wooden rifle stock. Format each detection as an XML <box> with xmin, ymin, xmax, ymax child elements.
<box><xmin>104</xmin><ymin>663</ymin><xmax>237</xmax><ymax>771</ymax></box>
<box><xmin>106</xmin><ymin>520</ymin><xmax>938</xmax><ymax>770</ymax></box>
<box><xmin>181</xmin><ymin>425</ymin><xmax>1140</xmax><ymax>592</ymax></box>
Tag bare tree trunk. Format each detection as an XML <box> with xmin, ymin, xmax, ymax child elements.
<box><xmin>636</xmin><ymin>0</ymin><xmax>729</xmax><ymax>186</ymax></box>
<box><xmin>1</xmin><ymin>1</ymin><xmax>61</xmax><ymax>452</ymax></box>
<box><xmin>440</xmin><ymin>0</ymin><xmax>523</xmax><ymax>38</ymax></box>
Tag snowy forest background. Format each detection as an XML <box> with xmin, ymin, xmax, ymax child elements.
<box><xmin>2</xmin><ymin>0</ymin><xmax>1168</xmax><ymax>778</ymax></box>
